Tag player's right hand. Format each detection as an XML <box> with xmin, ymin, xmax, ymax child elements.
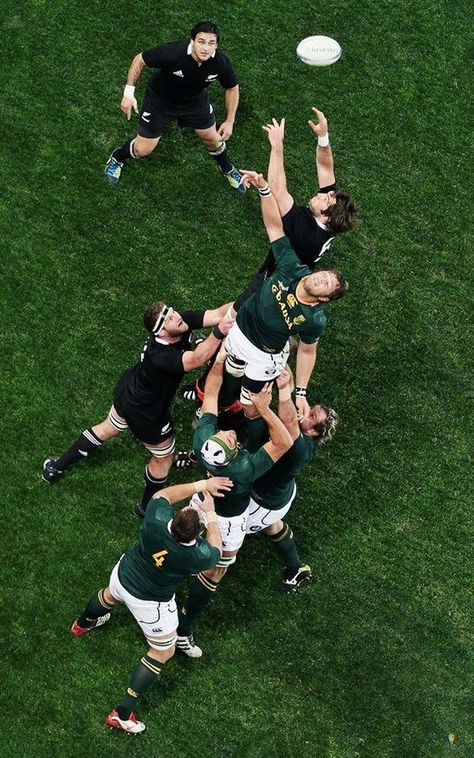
<box><xmin>308</xmin><ymin>107</ymin><xmax>328</xmax><ymax>137</ymax></box>
<box><xmin>121</xmin><ymin>96</ymin><xmax>139</xmax><ymax>120</ymax></box>
<box><xmin>239</xmin><ymin>170</ymin><xmax>266</xmax><ymax>190</ymax></box>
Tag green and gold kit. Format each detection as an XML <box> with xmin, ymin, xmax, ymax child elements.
<box><xmin>252</xmin><ymin>433</ymin><xmax>316</xmax><ymax>509</ymax></box>
<box><xmin>118</xmin><ymin>497</ymin><xmax>220</xmax><ymax>601</ymax></box>
<box><xmin>193</xmin><ymin>413</ymin><xmax>274</xmax><ymax>517</ymax></box>
<box><xmin>236</xmin><ymin>236</ymin><xmax>327</xmax><ymax>353</ymax></box>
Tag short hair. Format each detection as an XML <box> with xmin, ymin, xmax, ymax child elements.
<box><xmin>326</xmin><ymin>269</ymin><xmax>348</xmax><ymax>302</ymax></box>
<box><xmin>191</xmin><ymin>20</ymin><xmax>220</xmax><ymax>42</ymax></box>
<box><xmin>325</xmin><ymin>190</ymin><xmax>358</xmax><ymax>234</ymax></box>
<box><xmin>143</xmin><ymin>302</ymin><xmax>166</xmax><ymax>333</ymax></box>
<box><xmin>314</xmin><ymin>406</ymin><xmax>339</xmax><ymax>444</ymax></box>
<box><xmin>171</xmin><ymin>508</ymin><xmax>201</xmax><ymax>543</ymax></box>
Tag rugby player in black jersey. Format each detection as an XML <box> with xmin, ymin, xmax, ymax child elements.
<box><xmin>42</xmin><ymin>301</ymin><xmax>234</xmax><ymax>512</ymax></box>
<box><xmin>105</xmin><ymin>20</ymin><xmax>245</xmax><ymax>192</ymax></box>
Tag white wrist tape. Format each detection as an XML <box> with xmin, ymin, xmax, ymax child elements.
<box><xmin>123</xmin><ymin>84</ymin><xmax>136</xmax><ymax>100</ymax></box>
<box><xmin>318</xmin><ymin>134</ymin><xmax>330</xmax><ymax>147</ymax></box>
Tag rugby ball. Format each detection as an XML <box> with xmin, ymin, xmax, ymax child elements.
<box><xmin>296</xmin><ymin>36</ymin><xmax>342</xmax><ymax>67</ymax></box>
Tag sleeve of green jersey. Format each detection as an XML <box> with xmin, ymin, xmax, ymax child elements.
<box><xmin>299</xmin><ymin>311</ymin><xmax>327</xmax><ymax>344</ymax></box>
<box><xmin>248</xmin><ymin>447</ymin><xmax>275</xmax><ymax>480</ymax></box>
<box><xmin>195</xmin><ymin>541</ymin><xmax>221</xmax><ymax>571</ymax></box>
<box><xmin>271</xmin><ymin>236</ymin><xmax>311</xmax><ymax>278</ymax></box>
<box><xmin>192</xmin><ymin>413</ymin><xmax>218</xmax><ymax>459</ymax></box>
<box><xmin>144</xmin><ymin>497</ymin><xmax>173</xmax><ymax>525</ymax></box>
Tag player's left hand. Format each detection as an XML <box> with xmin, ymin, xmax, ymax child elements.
<box><xmin>295</xmin><ymin>395</ymin><xmax>310</xmax><ymax>421</ymax></box>
<box><xmin>218</xmin><ymin>120</ymin><xmax>234</xmax><ymax>140</ymax></box>
<box><xmin>308</xmin><ymin>107</ymin><xmax>328</xmax><ymax>138</ymax></box>
<box><xmin>205</xmin><ymin>477</ymin><xmax>234</xmax><ymax>498</ymax></box>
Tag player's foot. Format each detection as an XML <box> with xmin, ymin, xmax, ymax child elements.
<box><xmin>182</xmin><ymin>384</ymin><xmax>197</xmax><ymax>402</ymax></box>
<box><xmin>105</xmin><ymin>709</ymin><xmax>145</xmax><ymax>734</ymax></box>
<box><xmin>224</xmin><ymin>167</ymin><xmax>246</xmax><ymax>193</ymax></box>
<box><xmin>70</xmin><ymin>614</ymin><xmax>111</xmax><ymax>636</ymax></box>
<box><xmin>105</xmin><ymin>154</ymin><xmax>124</xmax><ymax>185</ymax></box>
<box><xmin>133</xmin><ymin>503</ymin><xmax>146</xmax><ymax>520</ymax></box>
<box><xmin>277</xmin><ymin>564</ymin><xmax>312</xmax><ymax>593</ymax></box>
<box><xmin>176</xmin><ymin>633</ymin><xmax>203</xmax><ymax>658</ymax></box>
<box><xmin>42</xmin><ymin>457</ymin><xmax>64</xmax><ymax>483</ymax></box>
<box><xmin>173</xmin><ymin>451</ymin><xmax>198</xmax><ymax>469</ymax></box>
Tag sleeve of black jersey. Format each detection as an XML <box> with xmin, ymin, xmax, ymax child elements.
<box><xmin>319</xmin><ymin>183</ymin><xmax>338</xmax><ymax>193</ymax></box>
<box><xmin>216</xmin><ymin>51</ymin><xmax>238</xmax><ymax>89</ymax></box>
<box><xmin>179</xmin><ymin>309</ymin><xmax>206</xmax><ymax>331</ymax></box>
<box><xmin>142</xmin><ymin>41</ymin><xmax>180</xmax><ymax>69</ymax></box>
<box><xmin>152</xmin><ymin>345</ymin><xmax>187</xmax><ymax>373</ymax></box>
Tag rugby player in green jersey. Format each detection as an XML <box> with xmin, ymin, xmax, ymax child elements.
<box><xmin>246</xmin><ymin>369</ymin><xmax>339</xmax><ymax>591</ymax></box>
<box><xmin>176</xmin><ymin>345</ymin><xmax>293</xmax><ymax>648</ymax></box>
<box><xmin>226</xmin><ymin>169</ymin><xmax>348</xmax><ymax>421</ymax></box>
<box><xmin>70</xmin><ymin>475</ymin><xmax>232</xmax><ymax>734</ymax></box>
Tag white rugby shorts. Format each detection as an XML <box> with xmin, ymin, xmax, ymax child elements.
<box><xmin>225</xmin><ymin>324</ymin><xmax>286</xmax><ymax>382</ymax></box>
<box><xmin>190</xmin><ymin>495</ymin><xmax>250</xmax><ymax>552</ymax></box>
<box><xmin>246</xmin><ymin>483</ymin><xmax>297</xmax><ymax>533</ymax></box>
<box><xmin>109</xmin><ymin>560</ymin><xmax>178</xmax><ymax>647</ymax></box>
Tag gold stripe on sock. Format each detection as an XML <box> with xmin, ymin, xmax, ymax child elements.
<box><xmin>141</xmin><ymin>657</ymin><xmax>162</xmax><ymax>675</ymax></box>
<box><xmin>197</xmin><ymin>573</ymin><xmax>218</xmax><ymax>592</ymax></box>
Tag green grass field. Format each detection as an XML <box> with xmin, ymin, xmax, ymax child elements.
<box><xmin>2</xmin><ymin>0</ymin><xmax>473</xmax><ymax>756</ymax></box>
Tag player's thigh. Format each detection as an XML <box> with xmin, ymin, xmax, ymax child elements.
<box><xmin>109</xmin><ymin>561</ymin><xmax>178</xmax><ymax>647</ymax></box>
<box><xmin>136</xmin><ymin>92</ymin><xmax>172</xmax><ymax>144</ymax></box>
<box><xmin>178</xmin><ymin>100</ymin><xmax>216</xmax><ymax>135</ymax></box>
<box><xmin>246</xmin><ymin>492</ymin><xmax>295</xmax><ymax>534</ymax></box>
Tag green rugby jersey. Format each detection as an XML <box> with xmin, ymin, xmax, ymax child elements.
<box><xmin>118</xmin><ymin>497</ymin><xmax>220</xmax><ymax>601</ymax></box>
<box><xmin>193</xmin><ymin>413</ymin><xmax>274</xmax><ymax>517</ymax></box>
<box><xmin>252</xmin><ymin>433</ymin><xmax>316</xmax><ymax>509</ymax></box>
<box><xmin>236</xmin><ymin>236</ymin><xmax>327</xmax><ymax>353</ymax></box>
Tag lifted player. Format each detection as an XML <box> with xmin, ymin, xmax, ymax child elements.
<box><xmin>71</xmin><ymin>476</ymin><xmax>232</xmax><ymax>734</ymax></box>
<box><xmin>246</xmin><ymin>370</ymin><xmax>339</xmax><ymax>591</ymax></box>
<box><xmin>227</xmin><ymin>169</ymin><xmax>348</xmax><ymax>420</ymax></box>
<box><xmin>105</xmin><ymin>20</ymin><xmax>244</xmax><ymax>192</ymax></box>
<box><xmin>42</xmin><ymin>301</ymin><xmax>233</xmax><ymax>512</ymax></box>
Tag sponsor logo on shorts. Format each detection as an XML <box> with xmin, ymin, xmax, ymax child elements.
<box><xmin>152</xmin><ymin>627</ymin><xmax>163</xmax><ymax>633</ymax></box>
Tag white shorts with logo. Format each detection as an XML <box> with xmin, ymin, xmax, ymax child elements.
<box><xmin>109</xmin><ymin>560</ymin><xmax>178</xmax><ymax>645</ymax></box>
<box><xmin>225</xmin><ymin>323</ymin><xmax>286</xmax><ymax>382</ymax></box>
<box><xmin>246</xmin><ymin>483</ymin><xmax>297</xmax><ymax>533</ymax></box>
<box><xmin>190</xmin><ymin>497</ymin><xmax>249</xmax><ymax>552</ymax></box>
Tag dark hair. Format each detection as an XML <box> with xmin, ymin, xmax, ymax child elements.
<box><xmin>143</xmin><ymin>302</ymin><xmax>166</xmax><ymax>333</ymax></box>
<box><xmin>313</xmin><ymin>405</ymin><xmax>339</xmax><ymax>444</ymax></box>
<box><xmin>325</xmin><ymin>190</ymin><xmax>358</xmax><ymax>234</ymax></box>
<box><xmin>171</xmin><ymin>508</ymin><xmax>201</xmax><ymax>543</ymax></box>
<box><xmin>326</xmin><ymin>269</ymin><xmax>348</xmax><ymax>302</ymax></box>
<box><xmin>191</xmin><ymin>20</ymin><xmax>220</xmax><ymax>42</ymax></box>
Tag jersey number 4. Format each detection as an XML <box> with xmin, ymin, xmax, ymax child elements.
<box><xmin>152</xmin><ymin>550</ymin><xmax>169</xmax><ymax>568</ymax></box>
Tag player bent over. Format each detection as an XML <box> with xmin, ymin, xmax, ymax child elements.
<box><xmin>246</xmin><ymin>370</ymin><xmax>339</xmax><ymax>591</ymax></box>
<box><xmin>71</xmin><ymin>476</ymin><xmax>232</xmax><ymax>734</ymax></box>
<box><xmin>176</xmin><ymin>347</ymin><xmax>293</xmax><ymax>650</ymax></box>
<box><xmin>105</xmin><ymin>20</ymin><xmax>245</xmax><ymax>192</ymax></box>
<box><xmin>42</xmin><ymin>301</ymin><xmax>233</xmax><ymax>512</ymax></box>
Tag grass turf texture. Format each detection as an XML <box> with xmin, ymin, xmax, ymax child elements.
<box><xmin>1</xmin><ymin>0</ymin><xmax>473</xmax><ymax>755</ymax></box>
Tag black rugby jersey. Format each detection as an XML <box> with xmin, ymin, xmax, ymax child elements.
<box><xmin>142</xmin><ymin>40</ymin><xmax>238</xmax><ymax>106</ymax></box>
<box><xmin>113</xmin><ymin>309</ymin><xmax>205</xmax><ymax>426</ymax></box>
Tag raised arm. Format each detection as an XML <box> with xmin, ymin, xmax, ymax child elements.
<box><xmin>276</xmin><ymin>369</ymin><xmax>300</xmax><ymax>441</ymax></box>
<box><xmin>262</xmin><ymin>118</ymin><xmax>295</xmax><ymax>216</ymax></box>
<box><xmin>239</xmin><ymin>170</ymin><xmax>285</xmax><ymax>243</ymax></box>
<box><xmin>295</xmin><ymin>341</ymin><xmax>318</xmax><ymax>420</ymax></box>
<box><xmin>200</xmin><ymin>345</ymin><xmax>228</xmax><ymax>415</ymax></box>
<box><xmin>120</xmin><ymin>53</ymin><xmax>146</xmax><ymax>120</ymax></box>
<box><xmin>249</xmin><ymin>386</ymin><xmax>293</xmax><ymax>462</ymax></box>
<box><xmin>218</xmin><ymin>85</ymin><xmax>239</xmax><ymax>141</ymax></box>
<box><xmin>308</xmin><ymin>107</ymin><xmax>336</xmax><ymax>188</ymax></box>
<box><xmin>202</xmin><ymin>302</ymin><xmax>234</xmax><ymax>327</ymax></box>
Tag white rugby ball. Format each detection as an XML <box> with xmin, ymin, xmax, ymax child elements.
<box><xmin>296</xmin><ymin>35</ymin><xmax>342</xmax><ymax>67</ymax></box>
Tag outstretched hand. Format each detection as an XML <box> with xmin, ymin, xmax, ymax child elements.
<box><xmin>262</xmin><ymin>117</ymin><xmax>285</xmax><ymax>147</ymax></box>
<box><xmin>239</xmin><ymin>170</ymin><xmax>268</xmax><ymax>190</ymax></box>
<box><xmin>308</xmin><ymin>107</ymin><xmax>328</xmax><ymax>137</ymax></box>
